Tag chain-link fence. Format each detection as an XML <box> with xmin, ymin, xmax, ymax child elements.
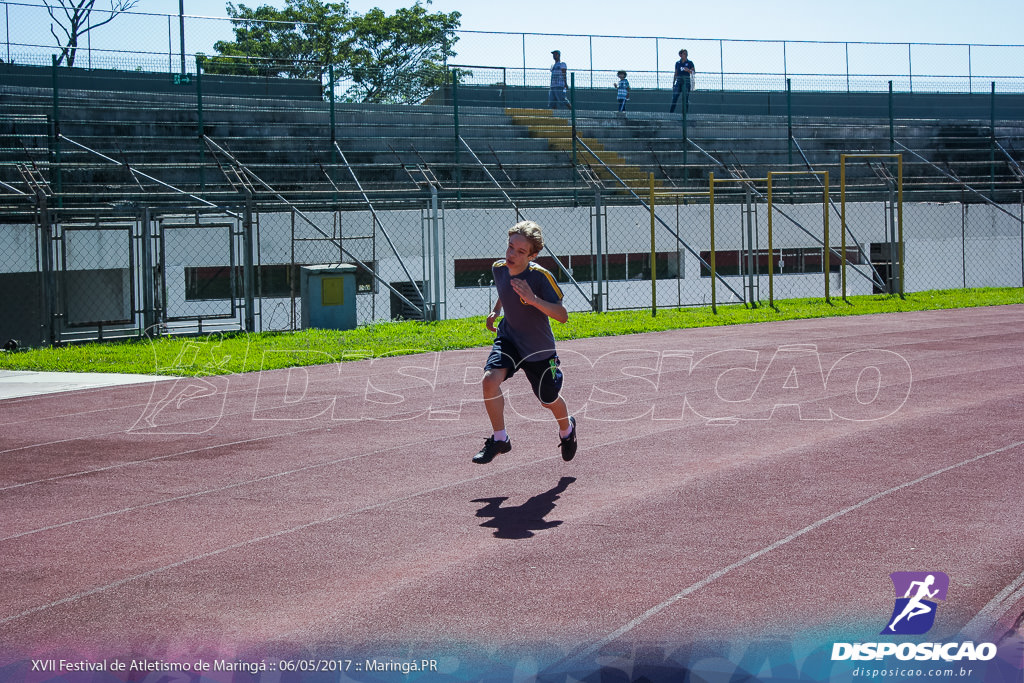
<box><xmin>2</xmin><ymin>20</ymin><xmax>1023</xmax><ymax>348</ymax></box>
<box><xmin>4</xmin><ymin>183</ymin><xmax>1022</xmax><ymax>347</ymax></box>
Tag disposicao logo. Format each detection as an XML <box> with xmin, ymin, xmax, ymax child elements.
<box><xmin>831</xmin><ymin>571</ymin><xmax>999</xmax><ymax>663</ymax></box>
<box><xmin>882</xmin><ymin>571</ymin><xmax>949</xmax><ymax>635</ymax></box>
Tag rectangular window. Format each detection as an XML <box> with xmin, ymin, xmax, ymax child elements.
<box><xmin>454</xmin><ymin>258</ymin><xmax>498</xmax><ymax>288</ymax></box>
<box><xmin>454</xmin><ymin>252</ymin><xmax>681</xmax><ymax>289</ymax></box>
<box><xmin>186</xmin><ymin>266</ymin><xmax>235</xmax><ymax>301</ymax></box>
<box><xmin>699</xmin><ymin>248</ymin><xmax>860</xmax><ymax>277</ymax></box>
<box><xmin>185</xmin><ymin>262</ymin><xmax>376</xmax><ymax>301</ymax></box>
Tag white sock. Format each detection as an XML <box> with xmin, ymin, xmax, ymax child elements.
<box><xmin>559</xmin><ymin>423</ymin><xmax>573</xmax><ymax>439</ymax></box>
<box><xmin>493</xmin><ymin>429</ymin><xmax>508</xmax><ymax>442</ymax></box>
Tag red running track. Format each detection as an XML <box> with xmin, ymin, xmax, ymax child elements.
<box><xmin>1</xmin><ymin>306</ymin><xmax>1023</xmax><ymax>681</ymax></box>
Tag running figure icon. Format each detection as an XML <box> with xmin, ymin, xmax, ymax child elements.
<box><xmin>882</xmin><ymin>571</ymin><xmax>949</xmax><ymax>635</ymax></box>
<box><xmin>889</xmin><ymin>574</ymin><xmax>939</xmax><ymax>631</ymax></box>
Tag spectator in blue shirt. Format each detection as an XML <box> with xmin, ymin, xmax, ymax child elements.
<box><xmin>669</xmin><ymin>49</ymin><xmax>695</xmax><ymax>113</ymax></box>
<box><xmin>615</xmin><ymin>70</ymin><xmax>630</xmax><ymax>112</ymax></box>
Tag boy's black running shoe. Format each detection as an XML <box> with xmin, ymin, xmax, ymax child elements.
<box><xmin>473</xmin><ymin>436</ymin><xmax>512</xmax><ymax>464</ymax></box>
<box><xmin>559</xmin><ymin>416</ymin><xmax>578</xmax><ymax>461</ymax></box>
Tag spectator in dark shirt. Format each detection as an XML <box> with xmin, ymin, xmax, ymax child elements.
<box><xmin>669</xmin><ymin>49</ymin><xmax>695</xmax><ymax>113</ymax></box>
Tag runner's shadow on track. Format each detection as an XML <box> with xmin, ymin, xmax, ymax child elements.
<box><xmin>472</xmin><ymin>476</ymin><xmax>577</xmax><ymax>540</ymax></box>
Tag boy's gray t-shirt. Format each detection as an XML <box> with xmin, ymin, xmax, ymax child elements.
<box><xmin>492</xmin><ymin>259</ymin><xmax>563</xmax><ymax>360</ymax></box>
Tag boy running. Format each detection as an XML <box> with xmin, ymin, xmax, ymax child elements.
<box><xmin>473</xmin><ymin>220</ymin><xmax>578</xmax><ymax>464</ymax></box>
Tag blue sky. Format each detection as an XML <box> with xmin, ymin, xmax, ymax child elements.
<box><xmin>7</xmin><ymin>0</ymin><xmax>1024</xmax><ymax>86</ymax></box>
<box><xmin>146</xmin><ymin>0</ymin><xmax>1023</xmax><ymax>44</ymax></box>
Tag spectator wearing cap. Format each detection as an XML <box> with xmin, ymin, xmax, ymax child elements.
<box><xmin>549</xmin><ymin>50</ymin><xmax>568</xmax><ymax>109</ymax></box>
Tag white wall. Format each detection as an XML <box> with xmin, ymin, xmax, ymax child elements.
<box><xmin>2</xmin><ymin>199</ymin><xmax>1020</xmax><ymax>332</ymax></box>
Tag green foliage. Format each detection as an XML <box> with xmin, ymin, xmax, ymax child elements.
<box><xmin>206</xmin><ymin>0</ymin><xmax>461</xmax><ymax>104</ymax></box>
<box><xmin>2</xmin><ymin>289</ymin><xmax>1021</xmax><ymax>377</ymax></box>
<box><xmin>204</xmin><ymin>0</ymin><xmax>350</xmax><ymax>79</ymax></box>
<box><xmin>343</xmin><ymin>4</ymin><xmax>461</xmax><ymax>104</ymax></box>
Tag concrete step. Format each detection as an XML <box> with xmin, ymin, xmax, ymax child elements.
<box><xmin>4</xmin><ymin>85</ymin><xmax>1022</xmax><ymax>207</ymax></box>
<box><xmin>504</xmin><ymin>108</ymin><xmax>665</xmax><ymax>191</ymax></box>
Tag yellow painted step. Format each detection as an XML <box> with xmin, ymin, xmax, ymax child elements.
<box><xmin>504</xmin><ymin>108</ymin><xmax>666</xmax><ymax>191</ymax></box>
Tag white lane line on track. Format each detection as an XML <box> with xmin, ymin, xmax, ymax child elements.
<box><xmin>0</xmin><ymin>423</ymin><xmax>486</xmax><ymax>541</ymax></box>
<box><xmin>562</xmin><ymin>438</ymin><xmax>1024</xmax><ymax>666</ymax></box>
<box><xmin>0</xmin><ymin>452</ymin><xmax>560</xmax><ymax>628</ymax></box>
<box><xmin>4</xmin><ymin>421</ymin><xmax>1021</xmax><ymax>634</ymax></box>
<box><xmin>0</xmin><ymin>424</ymin><xmax>329</xmax><ymax>493</ymax></box>
<box><xmin>0</xmin><ymin>378</ymin><xmax>414</xmax><ymax>492</ymax></box>
<box><xmin>0</xmin><ymin>370</ymin><xmax>375</xmax><ymax>451</ymax></box>
<box><xmin>962</xmin><ymin>569</ymin><xmax>1024</xmax><ymax>640</ymax></box>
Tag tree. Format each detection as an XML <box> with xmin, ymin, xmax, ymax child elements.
<box><xmin>205</xmin><ymin>0</ymin><xmax>350</xmax><ymax>79</ymax></box>
<box><xmin>46</xmin><ymin>0</ymin><xmax>140</xmax><ymax>67</ymax></box>
<box><xmin>342</xmin><ymin>3</ymin><xmax>461</xmax><ymax>104</ymax></box>
<box><xmin>209</xmin><ymin>0</ymin><xmax>461</xmax><ymax>104</ymax></box>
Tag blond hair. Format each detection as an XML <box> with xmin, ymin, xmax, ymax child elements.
<box><xmin>508</xmin><ymin>220</ymin><xmax>544</xmax><ymax>255</ymax></box>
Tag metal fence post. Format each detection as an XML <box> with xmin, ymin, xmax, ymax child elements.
<box><xmin>594</xmin><ymin>187</ymin><xmax>604</xmax><ymax>312</ymax></box>
<box><xmin>961</xmin><ymin>194</ymin><xmax>968</xmax><ymax>290</ymax></box>
<box><xmin>655</xmin><ymin>37</ymin><xmax>659</xmax><ymax>89</ymax></box>
<box><xmin>521</xmin><ymin>33</ymin><xmax>526</xmax><ymax>87</ymax></box>
<box><xmin>1019</xmin><ymin>191</ymin><xmax>1024</xmax><ymax>288</ymax></box>
<box><xmin>719</xmin><ymin>40</ymin><xmax>724</xmax><ymax>91</ymax></box>
<box><xmin>36</xmin><ymin>190</ymin><xmax>58</xmax><ymax>345</ymax></box>
<box><xmin>823</xmin><ymin>171</ymin><xmax>831</xmax><ymax>304</ymax></box>
<box><xmin>888</xmin><ymin>81</ymin><xmax>894</xmax><ymax>154</ymax></box>
<box><xmin>197</xmin><ymin>56</ymin><xmax>205</xmax><ymax>193</ymax></box>
<box><xmin>783</xmin><ymin>41</ymin><xmax>788</xmax><ymax>84</ymax></box>
<box><xmin>329</xmin><ymin>62</ymin><xmax>338</xmax><ymax>206</ymax></box>
<box><xmin>888</xmin><ymin>178</ymin><xmax>898</xmax><ymax>294</ymax></box>
<box><xmin>452</xmin><ymin>69</ymin><xmax>461</xmax><ymax>195</ymax></box>
<box><xmin>745</xmin><ymin>182</ymin><xmax>756</xmax><ymax>307</ymax></box>
<box><xmin>681</xmin><ymin>89</ymin><xmax>688</xmax><ymax>180</ymax></box>
<box><xmin>845</xmin><ymin>42</ymin><xmax>850</xmax><ymax>93</ymax></box>
<box><xmin>840</xmin><ymin>156</ymin><xmax>848</xmax><ymax>302</ymax></box>
<box><xmin>991</xmin><ymin>81</ymin><xmax>996</xmax><ymax>201</ymax></box>
<box><xmin>141</xmin><ymin>206</ymin><xmax>156</xmax><ymax>334</ymax></box>
<box><xmin>178</xmin><ymin>0</ymin><xmax>186</xmax><ymax>75</ymax></box>
<box><xmin>786</xmin><ymin>78</ymin><xmax>793</xmax><ymax>169</ymax></box>
<box><xmin>968</xmin><ymin>45</ymin><xmax>973</xmax><ymax>93</ymax></box>
<box><xmin>907</xmin><ymin>43</ymin><xmax>913</xmax><ymax>93</ymax></box>
<box><xmin>50</xmin><ymin>55</ymin><xmax>62</xmax><ymax>206</ymax></box>
<box><xmin>431</xmin><ymin>186</ymin><xmax>442</xmax><ymax>321</ymax></box>
<box><xmin>243</xmin><ymin>194</ymin><xmax>256</xmax><ymax>332</ymax></box>
<box><xmin>897</xmin><ymin>155</ymin><xmax>904</xmax><ymax>299</ymax></box>
<box><xmin>329</xmin><ymin>62</ymin><xmax>336</xmax><ymax>146</ymax></box>
<box><xmin>570</xmin><ymin>73</ymin><xmax>578</xmax><ymax>200</ymax></box>
<box><xmin>709</xmin><ymin>172</ymin><xmax>717</xmax><ymax>314</ymax></box>
<box><xmin>649</xmin><ymin>172</ymin><xmax>657</xmax><ymax>317</ymax></box>
<box><xmin>588</xmin><ymin>35</ymin><xmax>593</xmax><ymax>88</ymax></box>
<box><xmin>767</xmin><ymin>174</ymin><xmax>775</xmax><ymax>309</ymax></box>
<box><xmin>787</xmin><ymin>77</ymin><xmax>793</xmax><ymax>205</ymax></box>
<box><xmin>570</xmin><ymin>72</ymin><xmax>577</xmax><ymax>166</ymax></box>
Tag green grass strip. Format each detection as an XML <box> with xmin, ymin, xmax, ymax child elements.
<box><xmin>1</xmin><ymin>288</ymin><xmax>1020</xmax><ymax>377</ymax></box>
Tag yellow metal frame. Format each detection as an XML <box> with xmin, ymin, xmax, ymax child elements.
<box><xmin>647</xmin><ymin>172</ymin><xmax>710</xmax><ymax>316</ymax></box>
<box><xmin>766</xmin><ymin>170</ymin><xmax>831</xmax><ymax>308</ymax></box>
<box><xmin>840</xmin><ymin>154</ymin><xmax>903</xmax><ymax>301</ymax></box>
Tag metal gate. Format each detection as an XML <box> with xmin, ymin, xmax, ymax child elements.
<box><xmin>157</xmin><ymin>214</ymin><xmax>248</xmax><ymax>334</ymax></box>
<box><xmin>59</xmin><ymin>216</ymin><xmax>136</xmax><ymax>332</ymax></box>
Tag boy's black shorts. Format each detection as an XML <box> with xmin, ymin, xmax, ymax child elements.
<box><xmin>485</xmin><ymin>336</ymin><xmax>563</xmax><ymax>405</ymax></box>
